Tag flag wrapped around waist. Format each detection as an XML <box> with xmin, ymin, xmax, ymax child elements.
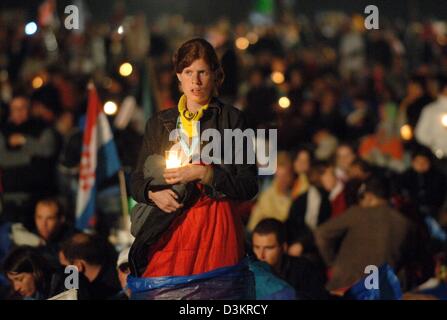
<box><xmin>127</xmin><ymin>258</ymin><xmax>255</xmax><ymax>300</ymax></box>
<box><xmin>75</xmin><ymin>84</ymin><xmax>121</xmax><ymax>230</ymax></box>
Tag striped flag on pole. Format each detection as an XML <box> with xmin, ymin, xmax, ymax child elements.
<box><xmin>76</xmin><ymin>83</ymin><xmax>121</xmax><ymax>230</ymax></box>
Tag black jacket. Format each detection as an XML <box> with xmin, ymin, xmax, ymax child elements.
<box><xmin>399</xmin><ymin>168</ymin><xmax>447</xmax><ymax>219</ymax></box>
<box><xmin>278</xmin><ymin>255</ymin><xmax>329</xmax><ymax>300</ymax></box>
<box><xmin>0</xmin><ymin>118</ymin><xmax>59</xmax><ymax>194</ymax></box>
<box><xmin>129</xmin><ymin>98</ymin><xmax>258</xmax><ymax>276</ymax></box>
<box><xmin>285</xmin><ymin>187</ymin><xmax>331</xmax><ymax>248</ymax></box>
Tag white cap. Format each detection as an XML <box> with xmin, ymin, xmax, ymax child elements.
<box><xmin>117</xmin><ymin>247</ymin><xmax>130</xmax><ymax>268</ymax></box>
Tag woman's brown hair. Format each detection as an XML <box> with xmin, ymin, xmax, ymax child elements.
<box><xmin>173</xmin><ymin>38</ymin><xmax>225</xmax><ymax>94</ymax></box>
<box><xmin>2</xmin><ymin>246</ymin><xmax>51</xmax><ymax>297</ymax></box>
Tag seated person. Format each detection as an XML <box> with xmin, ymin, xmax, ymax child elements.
<box><xmin>32</xmin><ymin>198</ymin><xmax>75</xmax><ymax>264</ymax></box>
<box><xmin>247</xmin><ymin>152</ymin><xmax>294</xmax><ymax>231</ymax></box>
<box><xmin>320</xmin><ymin>162</ymin><xmax>347</xmax><ymax>218</ymax></box>
<box><xmin>0</xmin><ymin>94</ymin><xmax>59</xmax><ymax>227</ymax></box>
<box><xmin>2</xmin><ymin>246</ymin><xmax>90</xmax><ymax>299</ymax></box>
<box><xmin>399</xmin><ymin>146</ymin><xmax>447</xmax><ymax>220</ymax></box>
<box><xmin>59</xmin><ymin>233</ymin><xmax>121</xmax><ymax>299</ymax></box>
<box><xmin>291</xmin><ymin>147</ymin><xmax>313</xmax><ymax>199</ymax></box>
<box><xmin>344</xmin><ymin>158</ymin><xmax>373</xmax><ymax>207</ymax></box>
<box><xmin>315</xmin><ymin>177</ymin><xmax>415</xmax><ymax>292</ymax></box>
<box><xmin>334</xmin><ymin>143</ymin><xmax>357</xmax><ymax>184</ymax></box>
<box><xmin>251</xmin><ymin>218</ymin><xmax>329</xmax><ymax>299</ymax></box>
<box><xmin>285</xmin><ymin>162</ymin><xmax>334</xmax><ymax>258</ymax></box>
<box><xmin>1</xmin><ymin>198</ymin><xmax>75</xmax><ymax>267</ymax></box>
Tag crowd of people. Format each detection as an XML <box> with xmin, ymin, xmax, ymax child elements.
<box><xmin>1</xmin><ymin>3</ymin><xmax>447</xmax><ymax>299</ymax></box>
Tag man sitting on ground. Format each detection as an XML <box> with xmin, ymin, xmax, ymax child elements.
<box><xmin>251</xmin><ymin>218</ymin><xmax>329</xmax><ymax>299</ymax></box>
<box><xmin>59</xmin><ymin>233</ymin><xmax>121</xmax><ymax>299</ymax></box>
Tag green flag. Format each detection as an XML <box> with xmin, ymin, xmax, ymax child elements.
<box><xmin>128</xmin><ymin>196</ymin><xmax>137</xmax><ymax>212</ymax></box>
<box><xmin>255</xmin><ymin>0</ymin><xmax>274</xmax><ymax>14</ymax></box>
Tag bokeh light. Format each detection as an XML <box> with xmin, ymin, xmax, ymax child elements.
<box><xmin>278</xmin><ymin>97</ymin><xmax>291</xmax><ymax>109</ymax></box>
<box><xmin>400</xmin><ymin>124</ymin><xmax>413</xmax><ymax>140</ymax></box>
<box><xmin>119</xmin><ymin>62</ymin><xmax>133</xmax><ymax>77</ymax></box>
<box><xmin>235</xmin><ymin>37</ymin><xmax>249</xmax><ymax>50</ymax></box>
<box><xmin>104</xmin><ymin>101</ymin><xmax>118</xmax><ymax>115</ymax></box>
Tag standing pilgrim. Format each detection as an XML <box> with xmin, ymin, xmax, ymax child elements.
<box><xmin>128</xmin><ymin>38</ymin><xmax>258</xmax><ymax>299</ymax></box>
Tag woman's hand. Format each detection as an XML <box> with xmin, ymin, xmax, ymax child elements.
<box><xmin>148</xmin><ymin>189</ymin><xmax>183</xmax><ymax>213</ymax></box>
<box><xmin>163</xmin><ymin>164</ymin><xmax>209</xmax><ymax>185</ymax></box>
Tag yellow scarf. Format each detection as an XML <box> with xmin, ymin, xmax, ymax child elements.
<box><xmin>177</xmin><ymin>94</ymin><xmax>209</xmax><ymax>137</ymax></box>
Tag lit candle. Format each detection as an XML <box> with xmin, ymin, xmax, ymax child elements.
<box><xmin>165</xmin><ymin>150</ymin><xmax>181</xmax><ymax>169</ymax></box>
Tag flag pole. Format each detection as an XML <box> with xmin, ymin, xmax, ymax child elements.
<box><xmin>118</xmin><ymin>167</ymin><xmax>132</xmax><ymax>237</ymax></box>
<box><xmin>118</xmin><ymin>168</ymin><xmax>129</xmax><ymax>218</ymax></box>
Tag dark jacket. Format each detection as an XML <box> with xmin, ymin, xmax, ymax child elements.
<box><xmin>399</xmin><ymin>168</ymin><xmax>447</xmax><ymax>219</ymax></box>
<box><xmin>0</xmin><ymin>119</ymin><xmax>59</xmax><ymax>226</ymax></box>
<box><xmin>129</xmin><ymin>154</ymin><xmax>186</xmax><ymax>237</ymax></box>
<box><xmin>285</xmin><ymin>187</ymin><xmax>331</xmax><ymax>249</ymax></box>
<box><xmin>0</xmin><ymin>118</ymin><xmax>59</xmax><ymax>194</ymax></box>
<box><xmin>88</xmin><ymin>263</ymin><xmax>121</xmax><ymax>299</ymax></box>
<box><xmin>129</xmin><ymin>98</ymin><xmax>258</xmax><ymax>276</ymax></box>
<box><xmin>278</xmin><ymin>254</ymin><xmax>330</xmax><ymax>300</ymax></box>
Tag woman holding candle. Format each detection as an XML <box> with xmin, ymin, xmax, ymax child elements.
<box><xmin>129</xmin><ymin>38</ymin><xmax>258</xmax><ymax>299</ymax></box>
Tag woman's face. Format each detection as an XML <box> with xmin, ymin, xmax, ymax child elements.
<box><xmin>7</xmin><ymin>272</ymin><xmax>37</xmax><ymax>298</ymax></box>
<box><xmin>336</xmin><ymin>146</ymin><xmax>356</xmax><ymax>172</ymax></box>
<box><xmin>177</xmin><ymin>58</ymin><xmax>214</xmax><ymax>108</ymax></box>
<box><xmin>294</xmin><ymin>151</ymin><xmax>310</xmax><ymax>174</ymax></box>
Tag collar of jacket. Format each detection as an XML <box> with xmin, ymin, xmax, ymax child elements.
<box><xmin>158</xmin><ymin>97</ymin><xmax>223</xmax><ymax>133</ymax></box>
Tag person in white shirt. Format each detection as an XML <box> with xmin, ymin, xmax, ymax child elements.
<box><xmin>415</xmin><ymin>76</ymin><xmax>447</xmax><ymax>175</ymax></box>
